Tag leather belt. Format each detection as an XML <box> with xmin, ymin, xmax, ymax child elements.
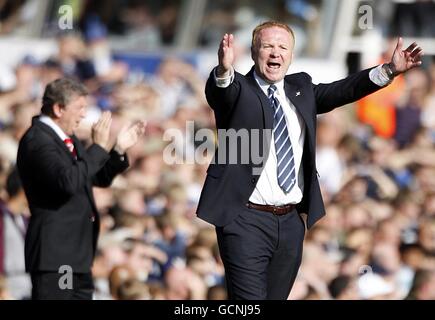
<box><xmin>246</xmin><ymin>201</ymin><xmax>296</xmax><ymax>216</ymax></box>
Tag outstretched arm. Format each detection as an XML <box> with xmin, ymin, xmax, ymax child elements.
<box><xmin>314</xmin><ymin>38</ymin><xmax>423</xmax><ymax>114</ymax></box>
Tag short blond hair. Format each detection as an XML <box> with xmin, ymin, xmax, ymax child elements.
<box><xmin>251</xmin><ymin>21</ymin><xmax>295</xmax><ymax>51</ymax></box>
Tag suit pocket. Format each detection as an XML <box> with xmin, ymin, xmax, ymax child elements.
<box><xmin>207</xmin><ymin>164</ymin><xmax>226</xmax><ymax>178</ymax></box>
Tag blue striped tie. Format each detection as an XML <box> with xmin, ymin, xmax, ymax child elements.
<box><xmin>268</xmin><ymin>85</ymin><xmax>296</xmax><ymax>193</ymax></box>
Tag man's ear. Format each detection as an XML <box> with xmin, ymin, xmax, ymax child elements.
<box><xmin>251</xmin><ymin>46</ymin><xmax>255</xmax><ymax>61</ymax></box>
<box><xmin>53</xmin><ymin>103</ymin><xmax>64</xmax><ymax>119</ymax></box>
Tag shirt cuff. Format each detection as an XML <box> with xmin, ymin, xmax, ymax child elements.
<box><xmin>369</xmin><ymin>64</ymin><xmax>393</xmax><ymax>87</ymax></box>
<box><xmin>213</xmin><ymin>66</ymin><xmax>234</xmax><ymax>88</ymax></box>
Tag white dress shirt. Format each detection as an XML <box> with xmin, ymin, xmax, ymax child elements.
<box><xmin>214</xmin><ymin>65</ymin><xmax>391</xmax><ymax>205</ymax></box>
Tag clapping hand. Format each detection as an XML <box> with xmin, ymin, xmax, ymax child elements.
<box><xmin>114</xmin><ymin>120</ymin><xmax>146</xmax><ymax>154</ymax></box>
<box><xmin>92</xmin><ymin>111</ymin><xmax>112</xmax><ymax>152</ymax></box>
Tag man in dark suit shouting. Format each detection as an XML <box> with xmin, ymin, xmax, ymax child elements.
<box><xmin>17</xmin><ymin>78</ymin><xmax>145</xmax><ymax>299</ymax></box>
<box><xmin>196</xmin><ymin>21</ymin><xmax>423</xmax><ymax>299</ymax></box>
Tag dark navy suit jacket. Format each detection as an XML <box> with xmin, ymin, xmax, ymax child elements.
<box><xmin>197</xmin><ymin>66</ymin><xmax>383</xmax><ymax>229</ymax></box>
<box><xmin>17</xmin><ymin>117</ymin><xmax>129</xmax><ymax>273</ymax></box>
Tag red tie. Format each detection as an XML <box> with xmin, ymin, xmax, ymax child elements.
<box><xmin>64</xmin><ymin>138</ymin><xmax>77</xmax><ymax>158</ymax></box>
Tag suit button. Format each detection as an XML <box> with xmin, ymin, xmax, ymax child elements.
<box><xmin>251</xmin><ymin>178</ymin><xmax>256</xmax><ymax>184</ymax></box>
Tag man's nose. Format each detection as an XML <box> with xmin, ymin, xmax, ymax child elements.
<box><xmin>270</xmin><ymin>48</ymin><xmax>279</xmax><ymax>57</ymax></box>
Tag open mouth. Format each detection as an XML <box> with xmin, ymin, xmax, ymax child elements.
<box><xmin>267</xmin><ymin>62</ymin><xmax>281</xmax><ymax>69</ymax></box>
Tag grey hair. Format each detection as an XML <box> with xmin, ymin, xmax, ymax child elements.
<box><xmin>41</xmin><ymin>78</ymin><xmax>88</xmax><ymax>116</ymax></box>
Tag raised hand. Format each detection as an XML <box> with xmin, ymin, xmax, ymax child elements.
<box><xmin>92</xmin><ymin>111</ymin><xmax>112</xmax><ymax>152</ymax></box>
<box><xmin>114</xmin><ymin>120</ymin><xmax>146</xmax><ymax>154</ymax></box>
<box><xmin>390</xmin><ymin>37</ymin><xmax>423</xmax><ymax>75</ymax></box>
<box><xmin>217</xmin><ymin>33</ymin><xmax>235</xmax><ymax>77</ymax></box>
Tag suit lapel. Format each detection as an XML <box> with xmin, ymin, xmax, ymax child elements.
<box><xmin>245</xmin><ymin>68</ymin><xmax>312</xmax><ymax>132</ymax></box>
<box><xmin>245</xmin><ymin>68</ymin><xmax>274</xmax><ymax>130</ymax></box>
<box><xmin>284</xmin><ymin>78</ymin><xmax>315</xmax><ymax>152</ymax></box>
<box><xmin>71</xmin><ymin>135</ymin><xmax>84</xmax><ymax>160</ymax></box>
<box><xmin>32</xmin><ymin>116</ymin><xmax>75</xmax><ymax>159</ymax></box>
<box><xmin>283</xmin><ymin>81</ymin><xmax>311</xmax><ymax>131</ymax></box>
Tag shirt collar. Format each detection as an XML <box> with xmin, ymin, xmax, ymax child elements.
<box><xmin>253</xmin><ymin>70</ymin><xmax>285</xmax><ymax>98</ymax></box>
<box><xmin>39</xmin><ymin>115</ymin><xmax>69</xmax><ymax>141</ymax></box>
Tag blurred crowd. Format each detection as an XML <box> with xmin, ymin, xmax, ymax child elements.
<box><xmin>0</xmin><ymin>3</ymin><xmax>435</xmax><ymax>300</ymax></box>
<box><xmin>289</xmin><ymin>57</ymin><xmax>435</xmax><ymax>300</ymax></box>
<box><xmin>0</xmin><ymin>25</ymin><xmax>225</xmax><ymax>300</ymax></box>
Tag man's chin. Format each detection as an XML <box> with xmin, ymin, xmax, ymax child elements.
<box><xmin>264</xmin><ymin>74</ymin><xmax>284</xmax><ymax>84</ymax></box>
<box><xmin>71</xmin><ymin>123</ymin><xmax>81</xmax><ymax>134</ymax></box>
<box><xmin>67</xmin><ymin>127</ymin><xmax>77</xmax><ymax>136</ymax></box>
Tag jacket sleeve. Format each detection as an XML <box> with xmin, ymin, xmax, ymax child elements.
<box><xmin>312</xmin><ymin>67</ymin><xmax>384</xmax><ymax>114</ymax></box>
<box><xmin>92</xmin><ymin>149</ymin><xmax>129</xmax><ymax>187</ymax></box>
<box><xmin>22</xmin><ymin>137</ymin><xmax>110</xmax><ymax>197</ymax></box>
<box><xmin>205</xmin><ymin>68</ymin><xmax>243</xmax><ymax>122</ymax></box>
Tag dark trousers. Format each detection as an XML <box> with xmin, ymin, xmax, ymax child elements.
<box><xmin>216</xmin><ymin>206</ymin><xmax>305</xmax><ymax>300</ymax></box>
<box><xmin>31</xmin><ymin>272</ymin><xmax>94</xmax><ymax>300</ymax></box>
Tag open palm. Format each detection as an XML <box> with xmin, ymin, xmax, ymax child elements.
<box><xmin>217</xmin><ymin>33</ymin><xmax>235</xmax><ymax>77</ymax></box>
<box><xmin>115</xmin><ymin>121</ymin><xmax>146</xmax><ymax>153</ymax></box>
<box><xmin>391</xmin><ymin>37</ymin><xmax>423</xmax><ymax>75</ymax></box>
